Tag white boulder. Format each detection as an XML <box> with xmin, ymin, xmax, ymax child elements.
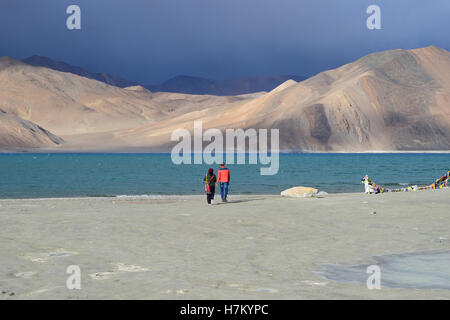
<box><xmin>281</xmin><ymin>186</ymin><xmax>319</xmax><ymax>198</ymax></box>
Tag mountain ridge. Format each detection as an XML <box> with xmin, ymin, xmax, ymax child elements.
<box><xmin>1</xmin><ymin>46</ymin><xmax>449</xmax><ymax>152</ymax></box>
<box><xmin>145</xmin><ymin>74</ymin><xmax>308</xmax><ymax>95</ymax></box>
<box><xmin>21</xmin><ymin>55</ymin><xmax>308</xmax><ymax>95</ymax></box>
<box><xmin>111</xmin><ymin>46</ymin><xmax>450</xmax><ymax>152</ymax></box>
<box><xmin>22</xmin><ymin>55</ymin><xmax>137</xmax><ymax>88</ymax></box>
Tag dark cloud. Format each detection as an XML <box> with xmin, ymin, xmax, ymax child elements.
<box><xmin>1</xmin><ymin>0</ymin><xmax>449</xmax><ymax>84</ymax></box>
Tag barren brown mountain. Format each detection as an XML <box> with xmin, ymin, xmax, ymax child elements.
<box><xmin>0</xmin><ymin>56</ymin><xmax>258</xmax><ymax>150</ymax></box>
<box><xmin>0</xmin><ymin>46</ymin><xmax>449</xmax><ymax>151</ymax></box>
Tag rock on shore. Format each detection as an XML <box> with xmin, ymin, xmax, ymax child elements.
<box><xmin>280</xmin><ymin>186</ymin><xmax>319</xmax><ymax>197</ymax></box>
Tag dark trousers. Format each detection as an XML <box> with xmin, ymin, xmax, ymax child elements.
<box><xmin>206</xmin><ymin>186</ymin><xmax>215</xmax><ymax>204</ymax></box>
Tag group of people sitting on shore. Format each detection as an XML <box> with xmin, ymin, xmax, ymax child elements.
<box><xmin>203</xmin><ymin>163</ymin><xmax>230</xmax><ymax>204</ymax></box>
<box><xmin>362</xmin><ymin>170</ymin><xmax>449</xmax><ymax>194</ymax></box>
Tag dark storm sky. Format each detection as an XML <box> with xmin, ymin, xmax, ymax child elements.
<box><xmin>1</xmin><ymin>0</ymin><xmax>449</xmax><ymax>84</ymax></box>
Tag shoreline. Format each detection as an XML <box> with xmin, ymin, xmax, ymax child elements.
<box><xmin>1</xmin><ymin>188</ymin><xmax>448</xmax><ymax>201</ymax></box>
<box><xmin>0</xmin><ymin>194</ymin><xmax>281</xmax><ymax>202</ymax></box>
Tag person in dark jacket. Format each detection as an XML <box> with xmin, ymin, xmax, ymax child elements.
<box><xmin>203</xmin><ymin>168</ymin><xmax>217</xmax><ymax>204</ymax></box>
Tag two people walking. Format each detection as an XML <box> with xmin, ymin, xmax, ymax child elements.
<box><xmin>203</xmin><ymin>163</ymin><xmax>230</xmax><ymax>204</ymax></box>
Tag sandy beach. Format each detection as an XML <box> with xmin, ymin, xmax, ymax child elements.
<box><xmin>0</xmin><ymin>189</ymin><xmax>449</xmax><ymax>300</ymax></box>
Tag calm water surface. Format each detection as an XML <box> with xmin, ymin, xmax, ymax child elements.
<box><xmin>0</xmin><ymin>153</ymin><xmax>448</xmax><ymax>198</ymax></box>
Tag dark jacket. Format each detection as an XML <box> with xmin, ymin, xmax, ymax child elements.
<box><xmin>203</xmin><ymin>173</ymin><xmax>217</xmax><ymax>193</ymax></box>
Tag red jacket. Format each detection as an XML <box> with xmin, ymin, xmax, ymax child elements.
<box><xmin>217</xmin><ymin>167</ymin><xmax>230</xmax><ymax>183</ymax></box>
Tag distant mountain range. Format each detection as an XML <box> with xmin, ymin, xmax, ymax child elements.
<box><xmin>144</xmin><ymin>74</ymin><xmax>308</xmax><ymax>95</ymax></box>
<box><xmin>1</xmin><ymin>46</ymin><xmax>449</xmax><ymax>152</ymax></box>
<box><xmin>22</xmin><ymin>55</ymin><xmax>137</xmax><ymax>88</ymax></box>
<box><xmin>21</xmin><ymin>55</ymin><xmax>307</xmax><ymax>95</ymax></box>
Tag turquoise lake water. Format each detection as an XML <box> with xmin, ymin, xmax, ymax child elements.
<box><xmin>0</xmin><ymin>153</ymin><xmax>448</xmax><ymax>198</ymax></box>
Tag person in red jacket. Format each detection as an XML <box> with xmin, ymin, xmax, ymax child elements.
<box><xmin>217</xmin><ymin>163</ymin><xmax>230</xmax><ymax>202</ymax></box>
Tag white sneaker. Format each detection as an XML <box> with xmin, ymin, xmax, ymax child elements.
<box><xmin>211</xmin><ymin>200</ymin><xmax>214</xmax><ymax>205</ymax></box>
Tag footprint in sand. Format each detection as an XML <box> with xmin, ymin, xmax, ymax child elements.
<box><xmin>89</xmin><ymin>271</ymin><xmax>116</xmax><ymax>280</ymax></box>
<box><xmin>248</xmin><ymin>287</ymin><xmax>279</xmax><ymax>293</ymax></box>
<box><xmin>1</xmin><ymin>290</ymin><xmax>16</xmax><ymax>297</ymax></box>
<box><xmin>176</xmin><ymin>289</ymin><xmax>188</xmax><ymax>295</ymax></box>
<box><xmin>23</xmin><ymin>288</ymin><xmax>51</xmax><ymax>297</ymax></box>
<box><xmin>24</xmin><ymin>248</ymin><xmax>78</xmax><ymax>263</ymax></box>
<box><xmin>224</xmin><ymin>284</ymin><xmax>279</xmax><ymax>293</ymax></box>
<box><xmin>113</xmin><ymin>263</ymin><xmax>150</xmax><ymax>272</ymax></box>
<box><xmin>164</xmin><ymin>289</ymin><xmax>189</xmax><ymax>295</ymax></box>
<box><xmin>89</xmin><ymin>263</ymin><xmax>150</xmax><ymax>280</ymax></box>
<box><xmin>14</xmin><ymin>271</ymin><xmax>36</xmax><ymax>278</ymax></box>
<box><xmin>300</xmin><ymin>280</ymin><xmax>328</xmax><ymax>286</ymax></box>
